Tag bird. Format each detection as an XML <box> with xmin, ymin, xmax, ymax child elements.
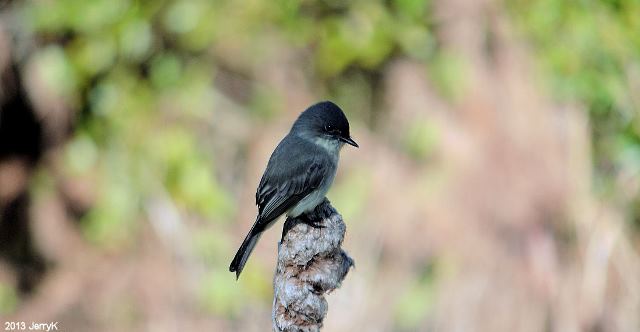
<box><xmin>229</xmin><ymin>101</ymin><xmax>358</xmax><ymax>279</ymax></box>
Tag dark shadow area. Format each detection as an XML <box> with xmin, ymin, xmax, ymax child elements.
<box><xmin>0</xmin><ymin>63</ymin><xmax>48</xmax><ymax>294</ymax></box>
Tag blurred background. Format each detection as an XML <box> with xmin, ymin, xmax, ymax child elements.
<box><xmin>0</xmin><ymin>0</ymin><xmax>639</xmax><ymax>331</ymax></box>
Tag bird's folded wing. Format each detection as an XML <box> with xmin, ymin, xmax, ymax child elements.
<box><xmin>255</xmin><ymin>160</ymin><xmax>326</xmax><ymax>224</ymax></box>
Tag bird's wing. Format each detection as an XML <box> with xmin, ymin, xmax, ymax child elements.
<box><xmin>255</xmin><ymin>159</ymin><xmax>326</xmax><ymax>225</ymax></box>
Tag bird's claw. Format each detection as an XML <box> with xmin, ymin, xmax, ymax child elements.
<box><xmin>301</xmin><ymin>214</ymin><xmax>326</xmax><ymax>229</ymax></box>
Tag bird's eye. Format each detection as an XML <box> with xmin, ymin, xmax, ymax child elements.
<box><xmin>324</xmin><ymin>125</ymin><xmax>333</xmax><ymax>132</ymax></box>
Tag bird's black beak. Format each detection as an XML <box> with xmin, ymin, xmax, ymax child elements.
<box><xmin>340</xmin><ymin>136</ymin><xmax>359</xmax><ymax>148</ymax></box>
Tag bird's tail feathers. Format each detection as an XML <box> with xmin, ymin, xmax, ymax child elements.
<box><xmin>229</xmin><ymin>224</ymin><xmax>263</xmax><ymax>280</ymax></box>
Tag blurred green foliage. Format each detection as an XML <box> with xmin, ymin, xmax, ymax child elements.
<box><xmin>394</xmin><ymin>261</ymin><xmax>437</xmax><ymax>330</ymax></box>
<box><xmin>328</xmin><ymin>170</ymin><xmax>372</xmax><ymax>222</ymax></box>
<box><xmin>507</xmin><ymin>0</ymin><xmax>640</xmax><ymax>223</ymax></box>
<box><xmin>0</xmin><ymin>282</ymin><xmax>18</xmax><ymax>314</ymax></box>
<box><xmin>403</xmin><ymin>119</ymin><xmax>440</xmax><ymax>161</ymax></box>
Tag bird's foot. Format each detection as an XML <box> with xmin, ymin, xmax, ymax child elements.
<box><xmin>300</xmin><ymin>213</ymin><xmax>326</xmax><ymax>229</ymax></box>
<box><xmin>281</xmin><ymin>213</ymin><xmax>325</xmax><ymax>241</ymax></box>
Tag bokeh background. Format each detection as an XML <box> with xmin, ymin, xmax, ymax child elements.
<box><xmin>1</xmin><ymin>0</ymin><xmax>639</xmax><ymax>331</ymax></box>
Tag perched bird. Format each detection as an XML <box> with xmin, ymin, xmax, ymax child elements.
<box><xmin>229</xmin><ymin>101</ymin><xmax>358</xmax><ymax>279</ymax></box>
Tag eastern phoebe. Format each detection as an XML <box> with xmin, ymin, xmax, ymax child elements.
<box><xmin>229</xmin><ymin>101</ymin><xmax>358</xmax><ymax>279</ymax></box>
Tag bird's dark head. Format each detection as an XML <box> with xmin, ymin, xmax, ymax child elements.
<box><xmin>292</xmin><ymin>101</ymin><xmax>358</xmax><ymax>148</ymax></box>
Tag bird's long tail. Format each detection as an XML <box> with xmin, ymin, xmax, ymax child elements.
<box><xmin>229</xmin><ymin>224</ymin><xmax>263</xmax><ymax>280</ymax></box>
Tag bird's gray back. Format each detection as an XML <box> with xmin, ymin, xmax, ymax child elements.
<box><xmin>261</xmin><ymin>134</ymin><xmax>334</xmax><ymax>186</ymax></box>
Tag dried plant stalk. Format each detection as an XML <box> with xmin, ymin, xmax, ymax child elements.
<box><xmin>272</xmin><ymin>199</ymin><xmax>353</xmax><ymax>332</ymax></box>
